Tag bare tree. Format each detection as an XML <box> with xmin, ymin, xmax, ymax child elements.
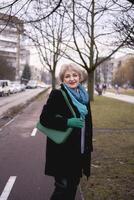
<box><xmin>127</xmin><ymin>0</ymin><xmax>134</xmax><ymax>3</ymax></box>
<box><xmin>1</xmin><ymin>0</ymin><xmax>133</xmax><ymax>97</ymax></box>
<box><xmin>113</xmin><ymin>0</ymin><xmax>134</xmax><ymax>5</ymax></box>
<box><xmin>61</xmin><ymin>0</ymin><xmax>130</xmax><ymax>100</ymax></box>
<box><xmin>113</xmin><ymin>1</ymin><xmax>134</xmax><ymax>50</ymax></box>
<box><xmin>26</xmin><ymin>7</ymin><xmax>69</xmax><ymax>89</ymax></box>
<box><xmin>0</xmin><ymin>0</ymin><xmax>63</xmax><ymax>25</ymax></box>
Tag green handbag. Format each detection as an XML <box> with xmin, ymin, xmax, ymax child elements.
<box><xmin>36</xmin><ymin>89</ymin><xmax>76</xmax><ymax>144</ymax></box>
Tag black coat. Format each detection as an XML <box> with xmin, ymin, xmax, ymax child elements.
<box><xmin>40</xmin><ymin>84</ymin><xmax>93</xmax><ymax>178</ymax></box>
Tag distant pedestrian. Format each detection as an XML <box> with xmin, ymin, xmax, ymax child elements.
<box><xmin>102</xmin><ymin>83</ymin><xmax>107</xmax><ymax>94</ymax></box>
<box><xmin>115</xmin><ymin>84</ymin><xmax>120</xmax><ymax>94</ymax></box>
<box><xmin>95</xmin><ymin>83</ymin><xmax>102</xmax><ymax>95</ymax></box>
<box><xmin>39</xmin><ymin>63</ymin><xmax>93</xmax><ymax>200</ymax></box>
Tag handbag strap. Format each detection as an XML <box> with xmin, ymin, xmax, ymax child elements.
<box><xmin>60</xmin><ymin>89</ymin><xmax>76</xmax><ymax>117</ymax></box>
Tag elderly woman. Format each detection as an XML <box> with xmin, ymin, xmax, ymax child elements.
<box><xmin>39</xmin><ymin>63</ymin><xmax>93</xmax><ymax>200</ymax></box>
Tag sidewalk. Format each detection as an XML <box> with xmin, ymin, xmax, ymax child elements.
<box><xmin>0</xmin><ymin>88</ymin><xmax>46</xmax><ymax>118</ymax></box>
<box><xmin>102</xmin><ymin>92</ymin><xmax>134</xmax><ymax>104</ymax></box>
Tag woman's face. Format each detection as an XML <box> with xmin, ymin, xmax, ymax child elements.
<box><xmin>63</xmin><ymin>69</ymin><xmax>80</xmax><ymax>89</ymax></box>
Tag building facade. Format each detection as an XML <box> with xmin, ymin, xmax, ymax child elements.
<box><xmin>95</xmin><ymin>57</ymin><xmax>114</xmax><ymax>86</ymax></box>
<box><xmin>0</xmin><ymin>13</ymin><xmax>30</xmax><ymax>81</ymax></box>
<box><xmin>95</xmin><ymin>54</ymin><xmax>134</xmax><ymax>87</ymax></box>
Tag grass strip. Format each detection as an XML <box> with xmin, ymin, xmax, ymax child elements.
<box><xmin>81</xmin><ymin>96</ymin><xmax>134</xmax><ymax>200</ymax></box>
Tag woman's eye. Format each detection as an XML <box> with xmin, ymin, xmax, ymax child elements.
<box><xmin>73</xmin><ymin>74</ymin><xmax>78</xmax><ymax>77</ymax></box>
<box><xmin>64</xmin><ymin>73</ymin><xmax>79</xmax><ymax>79</ymax></box>
<box><xmin>64</xmin><ymin>75</ymin><xmax>70</xmax><ymax>79</ymax></box>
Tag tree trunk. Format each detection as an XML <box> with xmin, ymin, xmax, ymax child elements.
<box><xmin>87</xmin><ymin>71</ymin><xmax>94</xmax><ymax>101</ymax></box>
<box><xmin>51</xmin><ymin>71</ymin><xmax>56</xmax><ymax>89</ymax></box>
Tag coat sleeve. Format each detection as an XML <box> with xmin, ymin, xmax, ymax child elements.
<box><xmin>40</xmin><ymin>89</ymin><xmax>68</xmax><ymax>131</ymax></box>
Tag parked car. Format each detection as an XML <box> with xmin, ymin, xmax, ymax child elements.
<box><xmin>26</xmin><ymin>80</ymin><xmax>38</xmax><ymax>89</ymax></box>
<box><xmin>10</xmin><ymin>81</ymin><xmax>22</xmax><ymax>93</ymax></box>
<box><xmin>9</xmin><ymin>83</ymin><xmax>18</xmax><ymax>94</ymax></box>
<box><xmin>10</xmin><ymin>82</ymin><xmax>23</xmax><ymax>94</ymax></box>
<box><xmin>20</xmin><ymin>84</ymin><xmax>26</xmax><ymax>91</ymax></box>
<box><xmin>0</xmin><ymin>80</ymin><xmax>11</xmax><ymax>96</ymax></box>
<box><xmin>37</xmin><ymin>82</ymin><xmax>48</xmax><ymax>88</ymax></box>
<box><xmin>14</xmin><ymin>83</ymin><xmax>22</xmax><ymax>93</ymax></box>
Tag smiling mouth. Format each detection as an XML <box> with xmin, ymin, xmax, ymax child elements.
<box><xmin>69</xmin><ymin>82</ymin><xmax>76</xmax><ymax>84</ymax></box>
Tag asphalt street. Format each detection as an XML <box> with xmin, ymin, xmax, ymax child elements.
<box><xmin>0</xmin><ymin>89</ymin><xmax>82</xmax><ymax>200</ymax></box>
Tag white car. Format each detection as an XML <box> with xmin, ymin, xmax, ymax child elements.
<box><xmin>37</xmin><ymin>82</ymin><xmax>48</xmax><ymax>88</ymax></box>
<box><xmin>9</xmin><ymin>83</ymin><xmax>18</xmax><ymax>94</ymax></box>
<box><xmin>20</xmin><ymin>84</ymin><xmax>26</xmax><ymax>91</ymax></box>
<box><xmin>26</xmin><ymin>80</ymin><xmax>37</xmax><ymax>89</ymax></box>
<box><xmin>14</xmin><ymin>83</ymin><xmax>22</xmax><ymax>92</ymax></box>
<box><xmin>0</xmin><ymin>80</ymin><xmax>11</xmax><ymax>96</ymax></box>
<box><xmin>10</xmin><ymin>82</ymin><xmax>22</xmax><ymax>93</ymax></box>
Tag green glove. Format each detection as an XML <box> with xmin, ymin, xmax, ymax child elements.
<box><xmin>67</xmin><ymin>118</ymin><xmax>84</xmax><ymax>128</ymax></box>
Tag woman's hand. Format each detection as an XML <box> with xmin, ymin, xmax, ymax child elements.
<box><xmin>67</xmin><ymin>118</ymin><xmax>84</xmax><ymax>128</ymax></box>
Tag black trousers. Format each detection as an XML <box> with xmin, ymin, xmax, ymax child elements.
<box><xmin>50</xmin><ymin>176</ymin><xmax>80</xmax><ymax>200</ymax></box>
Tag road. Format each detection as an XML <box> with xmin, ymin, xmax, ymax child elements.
<box><xmin>0</xmin><ymin>89</ymin><xmax>82</xmax><ymax>200</ymax></box>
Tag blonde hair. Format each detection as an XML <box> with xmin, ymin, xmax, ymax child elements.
<box><xmin>59</xmin><ymin>63</ymin><xmax>85</xmax><ymax>82</ymax></box>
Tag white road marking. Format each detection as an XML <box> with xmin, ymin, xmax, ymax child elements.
<box><xmin>0</xmin><ymin>114</ymin><xmax>20</xmax><ymax>132</ymax></box>
<box><xmin>31</xmin><ymin>128</ymin><xmax>37</xmax><ymax>136</ymax></box>
<box><xmin>4</xmin><ymin>119</ymin><xmax>14</xmax><ymax>126</ymax></box>
<box><xmin>0</xmin><ymin>119</ymin><xmax>14</xmax><ymax>132</ymax></box>
<box><xmin>0</xmin><ymin>176</ymin><xmax>17</xmax><ymax>200</ymax></box>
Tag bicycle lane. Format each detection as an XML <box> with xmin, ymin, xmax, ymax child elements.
<box><xmin>0</xmin><ymin>92</ymin><xmax>82</xmax><ymax>200</ymax></box>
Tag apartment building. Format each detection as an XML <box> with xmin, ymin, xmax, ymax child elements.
<box><xmin>95</xmin><ymin>53</ymin><xmax>134</xmax><ymax>87</ymax></box>
<box><xmin>0</xmin><ymin>13</ymin><xmax>30</xmax><ymax>80</ymax></box>
<box><xmin>95</xmin><ymin>57</ymin><xmax>114</xmax><ymax>85</ymax></box>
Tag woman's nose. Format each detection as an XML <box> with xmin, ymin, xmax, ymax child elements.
<box><xmin>70</xmin><ymin>75</ymin><xmax>74</xmax><ymax>80</ymax></box>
